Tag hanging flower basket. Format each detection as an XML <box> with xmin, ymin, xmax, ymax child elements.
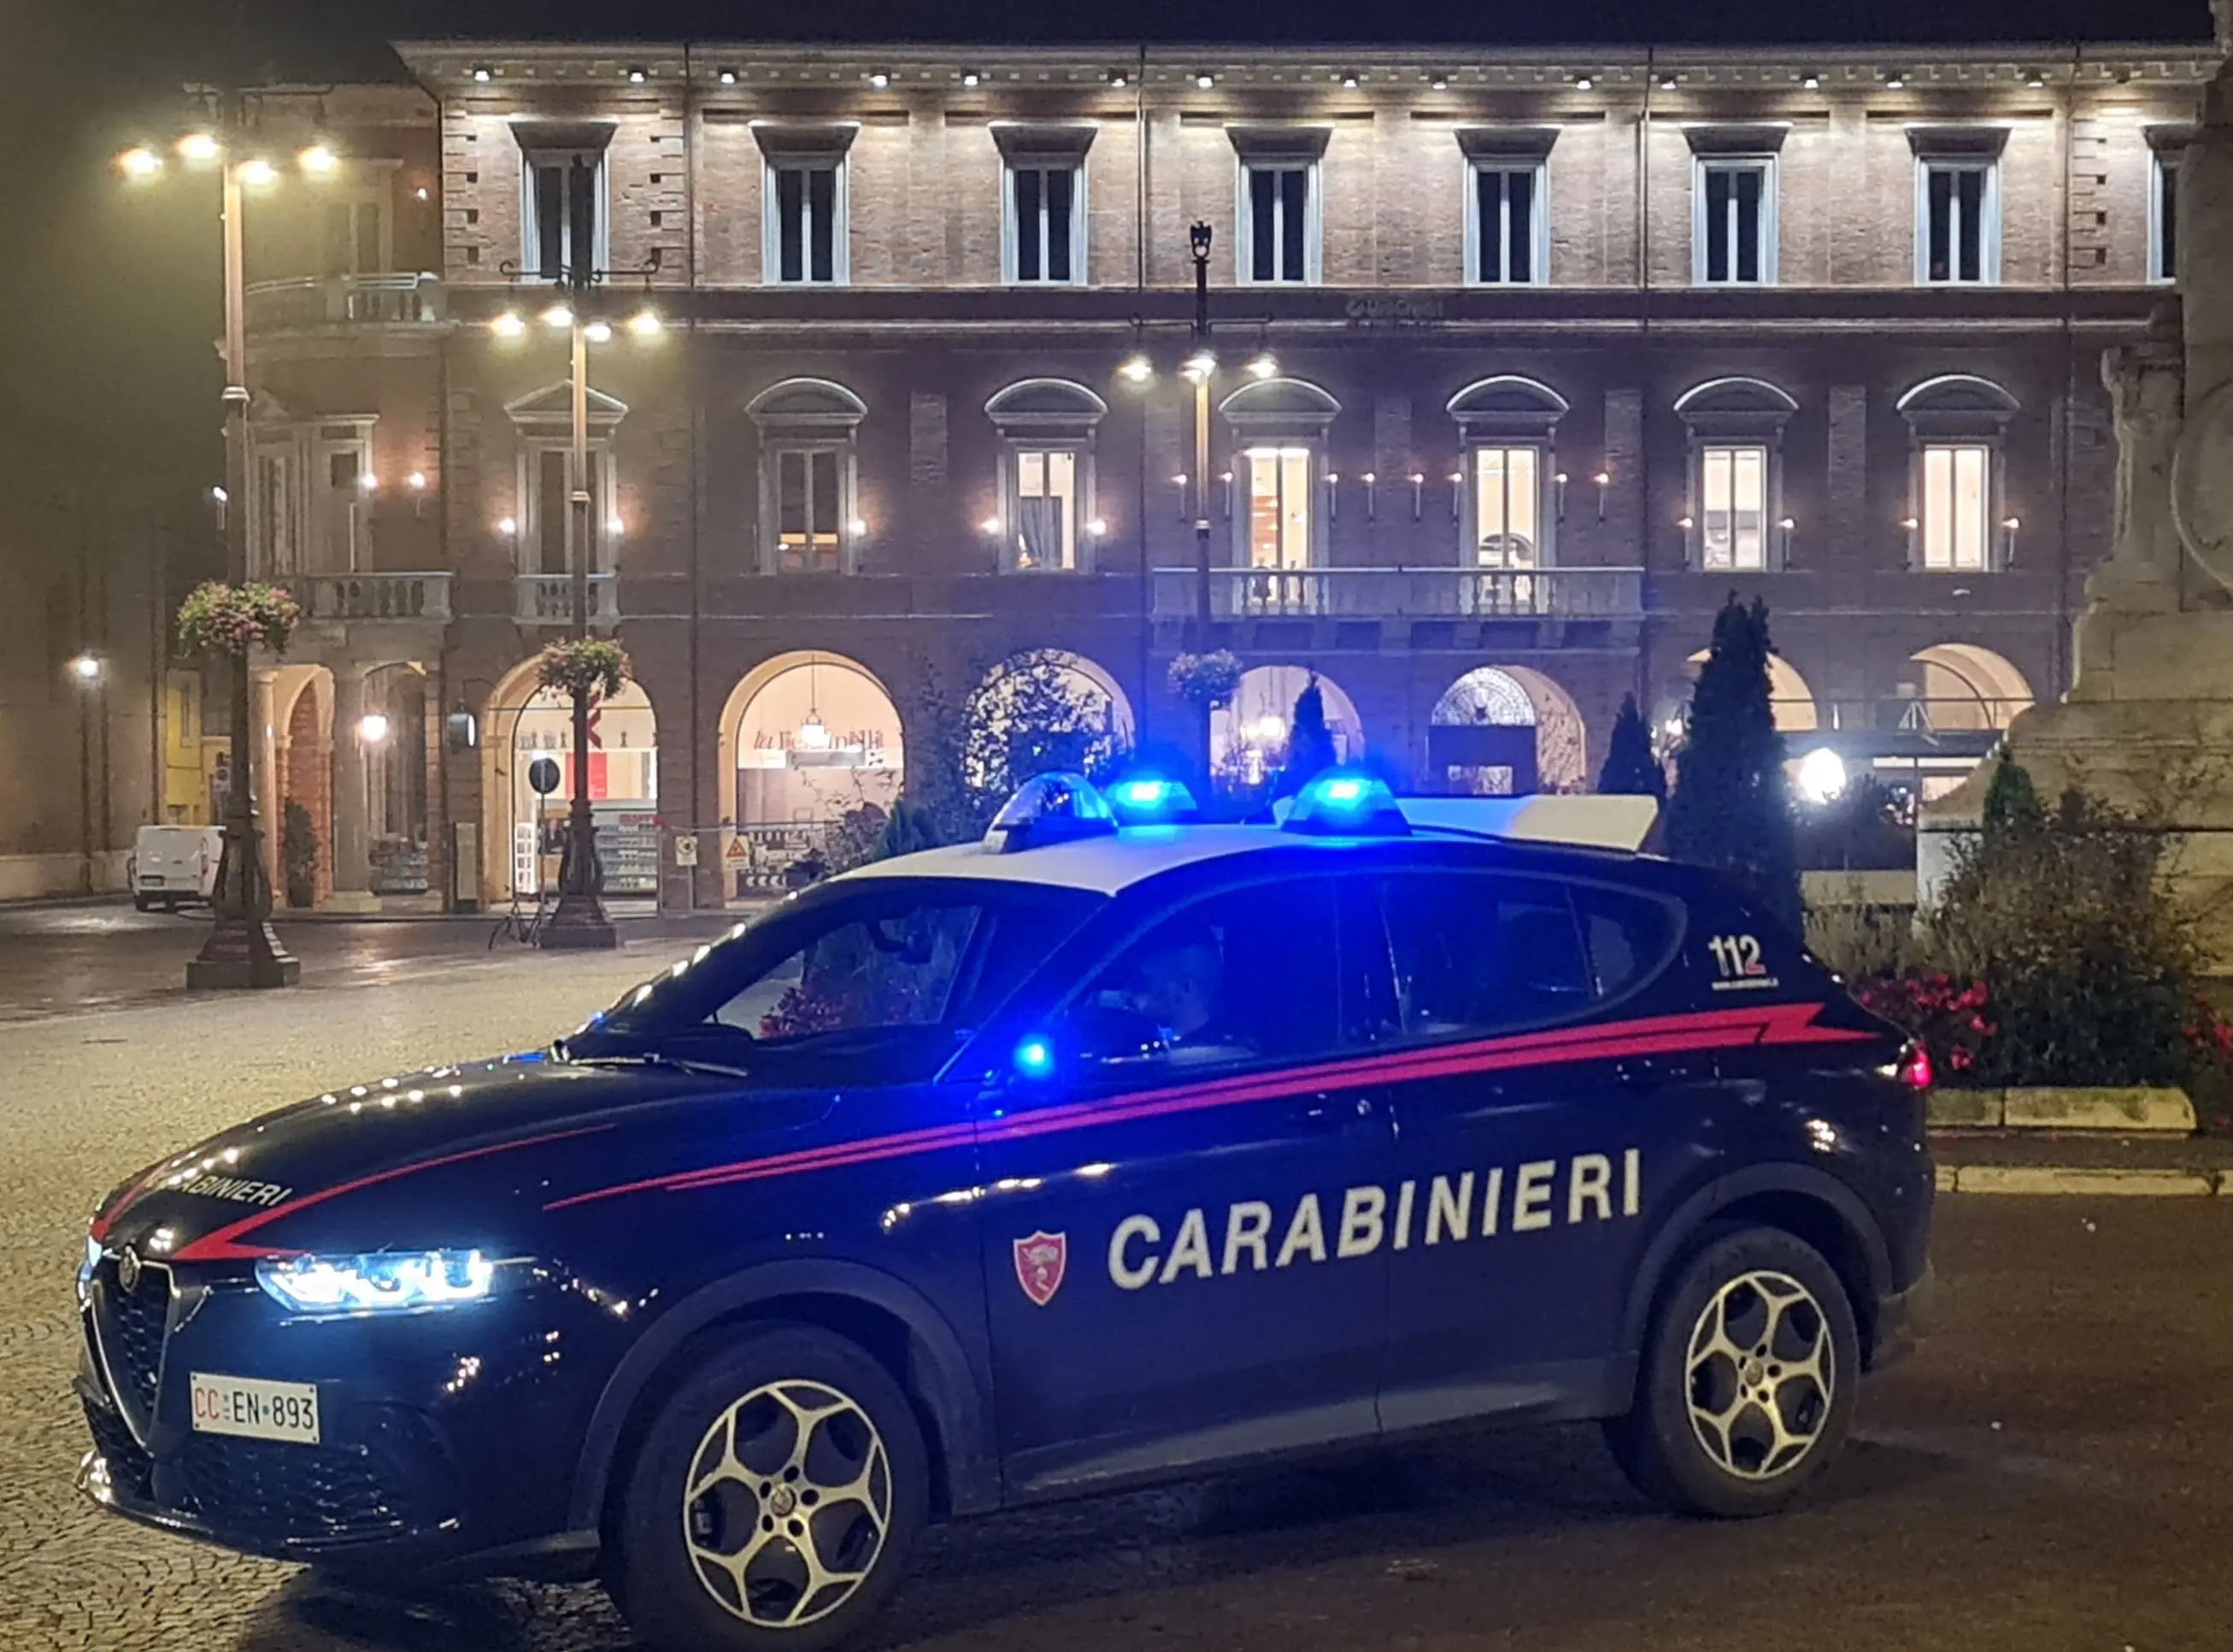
<box><xmin>1168</xmin><ymin>650</ymin><xmax>1243</xmax><ymax>713</ymax></box>
<box><xmin>538</xmin><ymin>638</ymin><xmax>632</xmax><ymax>703</ymax></box>
<box><xmin>176</xmin><ymin>580</ymin><xmax>301</xmax><ymax>659</ymax></box>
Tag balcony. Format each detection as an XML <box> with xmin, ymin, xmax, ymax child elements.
<box><xmin>290</xmin><ymin>573</ymin><xmax>452</xmax><ymax>624</ymax></box>
<box><xmin>244</xmin><ymin>273</ymin><xmax>444</xmax><ymax>330</ymax></box>
<box><xmin>515</xmin><ymin>573</ymin><xmax>620</xmax><ymax>629</ymax></box>
<box><xmin>1152</xmin><ymin>566</ymin><xmax>1645</xmax><ymax>623</ymax></box>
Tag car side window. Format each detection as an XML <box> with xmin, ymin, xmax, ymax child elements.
<box><xmin>1570</xmin><ymin>882</ymin><xmax>1680</xmax><ymax>1003</ymax></box>
<box><xmin>1063</xmin><ymin>880</ymin><xmax>1342</xmax><ymax>1074</ymax></box>
<box><xmin>1376</xmin><ymin>872</ymin><xmax>1594</xmax><ymax>1040</ymax></box>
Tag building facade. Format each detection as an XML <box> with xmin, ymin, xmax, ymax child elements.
<box><xmin>223</xmin><ymin>40</ymin><xmax>2211</xmax><ymax>909</ymax></box>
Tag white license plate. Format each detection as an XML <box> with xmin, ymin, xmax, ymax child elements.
<box><xmin>188</xmin><ymin>1372</ymin><xmax>320</xmax><ymax>1444</ymax></box>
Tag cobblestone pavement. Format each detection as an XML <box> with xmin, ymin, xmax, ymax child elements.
<box><xmin>4</xmin><ymin>944</ymin><xmax>2233</xmax><ymax>1649</ymax></box>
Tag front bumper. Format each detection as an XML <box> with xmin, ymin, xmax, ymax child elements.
<box><xmin>73</xmin><ymin>1252</ymin><xmax>620</xmax><ymax>1571</ymax></box>
<box><xmin>1868</xmin><ymin>1260</ymin><xmax>1937</xmax><ymax>1371</ymax></box>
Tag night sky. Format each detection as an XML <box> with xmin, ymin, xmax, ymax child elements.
<box><xmin>0</xmin><ymin>0</ymin><xmax>2215</xmax><ymax>530</ymax></box>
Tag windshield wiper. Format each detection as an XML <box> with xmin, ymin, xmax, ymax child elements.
<box><xmin>565</xmin><ymin>1051</ymin><xmax>755</xmax><ymax>1081</ymax></box>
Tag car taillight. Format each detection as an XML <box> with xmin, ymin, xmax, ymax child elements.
<box><xmin>1896</xmin><ymin>1041</ymin><xmax>1933</xmax><ymax>1091</ymax></box>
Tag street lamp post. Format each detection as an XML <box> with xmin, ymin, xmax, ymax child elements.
<box><xmin>70</xmin><ymin>654</ymin><xmax>103</xmax><ymax>896</ymax></box>
<box><xmin>179</xmin><ymin>117</ymin><xmax>298</xmax><ymax>988</ymax></box>
<box><xmin>1186</xmin><ymin>223</ymin><xmax>1215</xmax><ymax>645</ymax></box>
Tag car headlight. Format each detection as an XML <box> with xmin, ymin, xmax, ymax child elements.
<box><xmin>256</xmin><ymin>1249</ymin><xmax>498</xmax><ymax>1314</ymax></box>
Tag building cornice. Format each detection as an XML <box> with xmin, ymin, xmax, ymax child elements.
<box><xmin>393</xmin><ymin>40</ymin><xmax>2221</xmax><ymax>96</ymax></box>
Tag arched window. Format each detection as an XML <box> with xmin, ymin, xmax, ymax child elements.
<box><xmin>1219</xmin><ymin>378</ymin><xmax>1341</xmax><ymax>574</ymax></box>
<box><xmin>1896</xmin><ymin>375</ymin><xmax>2019</xmax><ymax>573</ymax></box>
<box><xmin>507</xmin><ymin>382</ymin><xmax>625</xmax><ymax>582</ymax></box>
<box><xmin>984</xmin><ymin>379</ymin><xmax>1108</xmax><ymax>572</ymax></box>
<box><xmin>1448</xmin><ymin>377</ymin><xmax>1567</xmax><ymax>572</ymax></box>
<box><xmin>1674</xmin><ymin>378</ymin><xmax>1799</xmax><ymax>571</ymax></box>
<box><xmin>747</xmin><ymin>379</ymin><xmax>867</xmax><ymax>574</ymax></box>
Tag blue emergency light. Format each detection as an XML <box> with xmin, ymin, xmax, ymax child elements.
<box><xmin>1105</xmin><ymin>774</ymin><xmax>1201</xmax><ymax>824</ymax></box>
<box><xmin>983</xmin><ymin>772</ymin><xmax>1119</xmax><ymax>852</ymax></box>
<box><xmin>1282</xmin><ymin>769</ymin><xmax>1410</xmax><ymax>837</ymax></box>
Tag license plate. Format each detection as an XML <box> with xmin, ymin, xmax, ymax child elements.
<box><xmin>188</xmin><ymin>1372</ymin><xmax>320</xmax><ymax>1444</ymax></box>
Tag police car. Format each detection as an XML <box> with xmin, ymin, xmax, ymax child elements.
<box><xmin>76</xmin><ymin>770</ymin><xmax>1933</xmax><ymax>1651</ymax></box>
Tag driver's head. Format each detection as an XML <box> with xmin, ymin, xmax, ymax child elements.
<box><xmin>1130</xmin><ymin>926</ymin><xmax>1223</xmax><ymax>1038</ymax></box>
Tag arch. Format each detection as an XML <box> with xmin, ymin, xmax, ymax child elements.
<box><xmin>984</xmin><ymin>378</ymin><xmax>1109</xmax><ymax>424</ymax></box>
<box><xmin>1210</xmin><ymin>665</ymin><xmax>1363</xmax><ymax>787</ymax></box>
<box><xmin>1687</xmin><ymin>647</ymin><xmax>1819</xmax><ymax>733</ymax></box>
<box><xmin>1895</xmin><ymin>373</ymin><xmax>2020</xmax><ymax>417</ymax></box>
<box><xmin>717</xmin><ymin>651</ymin><xmax>904</xmax><ymax>889</ymax></box>
<box><xmin>1217</xmin><ymin>376</ymin><xmax>1342</xmax><ymax>422</ymax></box>
<box><xmin>745</xmin><ymin>377</ymin><xmax>867</xmax><ymax>426</ymax></box>
<box><xmin>1430</xmin><ymin>665</ymin><xmax>1588</xmax><ymax>794</ymax></box>
<box><xmin>480</xmin><ymin>657</ymin><xmax>661</xmax><ymax>902</ymax></box>
<box><xmin>1673</xmin><ymin>376</ymin><xmax>1800</xmax><ymax>417</ymax></box>
<box><xmin>964</xmin><ymin>650</ymin><xmax>1137</xmax><ymax>797</ymax></box>
<box><xmin>1907</xmin><ymin>642</ymin><xmax>2034</xmax><ymax>731</ymax></box>
<box><xmin>505</xmin><ymin>382</ymin><xmax>629</xmax><ymax>425</ymax></box>
<box><xmin>1446</xmin><ymin>375</ymin><xmax>1571</xmax><ymax>420</ymax></box>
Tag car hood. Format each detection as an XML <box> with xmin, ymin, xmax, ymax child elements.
<box><xmin>88</xmin><ymin>1052</ymin><xmax>765</xmax><ymax>1263</ymax></box>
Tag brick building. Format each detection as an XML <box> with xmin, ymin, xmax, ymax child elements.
<box><xmin>224</xmin><ymin>39</ymin><xmax>2210</xmax><ymax>909</ymax></box>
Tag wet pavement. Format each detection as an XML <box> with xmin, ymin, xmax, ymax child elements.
<box><xmin>0</xmin><ymin>908</ymin><xmax>2227</xmax><ymax>1649</ymax></box>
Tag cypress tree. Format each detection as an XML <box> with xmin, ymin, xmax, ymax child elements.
<box><xmin>1666</xmin><ymin>596</ymin><xmax>1802</xmax><ymax>932</ymax></box>
<box><xmin>1278</xmin><ymin>676</ymin><xmax>1341</xmax><ymax>796</ymax></box>
<box><xmin>1980</xmin><ymin>750</ymin><xmax>2043</xmax><ymax>839</ymax></box>
<box><xmin>1597</xmin><ymin>693</ymin><xmax>1667</xmax><ymax>801</ymax></box>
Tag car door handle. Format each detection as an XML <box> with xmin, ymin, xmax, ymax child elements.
<box><xmin>1295</xmin><ymin>1092</ymin><xmax>1373</xmax><ymax>1128</ymax></box>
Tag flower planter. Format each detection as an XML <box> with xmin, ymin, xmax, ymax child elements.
<box><xmin>1925</xmin><ymin>1086</ymin><xmax>2195</xmax><ymax>1134</ymax></box>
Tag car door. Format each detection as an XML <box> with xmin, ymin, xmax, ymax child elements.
<box><xmin>971</xmin><ymin>873</ymin><xmax>1396</xmax><ymax>1498</ymax></box>
<box><xmin>1357</xmin><ymin>861</ymin><xmax>1695</xmax><ymax>1431</ymax></box>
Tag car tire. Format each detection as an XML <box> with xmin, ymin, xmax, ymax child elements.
<box><xmin>1607</xmin><ymin>1225</ymin><xmax>1860</xmax><ymax>1520</ymax></box>
<box><xmin>608</xmin><ymin>1323</ymin><xmax>928</xmax><ymax>1652</ymax></box>
<box><xmin>132</xmin><ymin>897</ymin><xmax>151</xmax><ymax>913</ymax></box>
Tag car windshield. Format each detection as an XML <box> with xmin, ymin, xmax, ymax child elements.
<box><xmin>563</xmin><ymin>877</ymin><xmax>1102</xmax><ymax>1085</ymax></box>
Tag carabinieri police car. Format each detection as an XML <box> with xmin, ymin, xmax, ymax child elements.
<box><xmin>76</xmin><ymin>770</ymin><xmax>1934</xmax><ymax>1651</ymax></box>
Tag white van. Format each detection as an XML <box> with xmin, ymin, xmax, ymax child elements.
<box><xmin>127</xmin><ymin>825</ymin><xmax>223</xmax><ymax>911</ymax></box>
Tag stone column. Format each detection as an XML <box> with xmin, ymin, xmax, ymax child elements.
<box><xmin>253</xmin><ymin>670</ymin><xmax>282</xmax><ymax>896</ymax></box>
<box><xmin>326</xmin><ymin>666</ymin><xmax>378</xmax><ymax>912</ymax></box>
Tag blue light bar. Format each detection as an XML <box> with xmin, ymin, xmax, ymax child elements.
<box><xmin>1106</xmin><ymin>774</ymin><xmax>1201</xmax><ymax>823</ymax></box>
<box><xmin>1283</xmin><ymin>769</ymin><xmax>1410</xmax><ymax>837</ymax></box>
<box><xmin>983</xmin><ymin>772</ymin><xmax>1119</xmax><ymax>852</ymax></box>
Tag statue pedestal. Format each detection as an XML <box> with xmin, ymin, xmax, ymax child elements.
<box><xmin>1920</xmin><ymin>608</ymin><xmax>2233</xmax><ymax>970</ymax></box>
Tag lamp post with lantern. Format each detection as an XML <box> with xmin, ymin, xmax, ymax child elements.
<box><xmin>116</xmin><ymin>110</ymin><xmax>320</xmax><ymax>986</ymax></box>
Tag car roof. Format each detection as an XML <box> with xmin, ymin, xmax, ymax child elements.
<box><xmin>836</xmin><ymin>796</ymin><xmax>1672</xmax><ymax>900</ymax></box>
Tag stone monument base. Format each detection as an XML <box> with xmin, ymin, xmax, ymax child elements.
<box><xmin>1919</xmin><ymin>608</ymin><xmax>2233</xmax><ymax>972</ymax></box>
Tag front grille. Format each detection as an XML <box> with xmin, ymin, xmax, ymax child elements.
<box><xmin>177</xmin><ymin>1411</ymin><xmax>455</xmax><ymax>1545</ymax></box>
<box><xmin>81</xmin><ymin>1395</ymin><xmax>154</xmax><ymax>1502</ymax></box>
<box><xmin>91</xmin><ymin>1258</ymin><xmax>171</xmax><ymax>1437</ymax></box>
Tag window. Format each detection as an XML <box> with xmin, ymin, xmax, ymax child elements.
<box><xmin>985</xmin><ymin>378</ymin><xmax>1107</xmax><ymax>573</ymax></box>
<box><xmin>251</xmin><ymin>448</ymin><xmax>297</xmax><ymax>576</ymax></box>
<box><xmin>1919</xmin><ymin>160</ymin><xmax>1998</xmax><ymax>285</ymax></box>
<box><xmin>1472</xmin><ymin>446</ymin><xmax>1543</xmax><ymax>568</ymax></box>
<box><xmin>1377</xmin><ymin>873</ymin><xmax>1592</xmax><ymax>1038</ymax></box>
<box><xmin>1695</xmin><ymin>158</ymin><xmax>1775</xmax><ymax>285</ymax></box>
<box><xmin>1064</xmin><ymin>881</ymin><xmax>1343</xmax><ymax>1073</ymax></box>
<box><xmin>772</xmin><ymin>447</ymin><xmax>845</xmax><ymax>573</ymax></box>
<box><xmin>1007</xmin><ymin>164</ymin><xmax>1081</xmax><ymax>284</ymax></box>
<box><xmin>567</xmin><ymin>881</ymin><xmax>1101</xmax><ymax>1089</ymax></box>
<box><xmin>1013</xmin><ymin>450</ymin><xmax>1079</xmax><ymax>570</ymax></box>
<box><xmin>1243</xmin><ymin>446</ymin><xmax>1313</xmax><ymax>568</ymax></box>
<box><xmin>519</xmin><ymin>147</ymin><xmax>607</xmax><ymax>280</ymax></box>
<box><xmin>756</xmin><ymin>126</ymin><xmax>856</xmax><ymax>286</ymax></box>
<box><xmin>748</xmin><ymin>378</ymin><xmax>867</xmax><ymax>573</ymax></box>
<box><xmin>1243</xmin><ymin>165</ymin><xmax>1314</xmax><ymax>284</ymax></box>
<box><xmin>1469</xmin><ymin>164</ymin><xmax>1544</xmax><ymax>285</ymax></box>
<box><xmin>1698</xmin><ymin>444</ymin><xmax>1770</xmax><ymax>570</ymax></box>
<box><xmin>314</xmin><ymin>426</ymin><xmax>374</xmax><ymax>573</ymax></box>
<box><xmin>322</xmin><ymin>198</ymin><xmax>388</xmax><ymax>275</ymax></box>
<box><xmin>520</xmin><ymin>442</ymin><xmax>614</xmax><ymax>576</ymax></box>
<box><xmin>1919</xmin><ymin>442</ymin><xmax>1993</xmax><ymax>571</ymax></box>
<box><xmin>2153</xmin><ymin>150</ymin><xmax>2180</xmax><ymax>285</ymax></box>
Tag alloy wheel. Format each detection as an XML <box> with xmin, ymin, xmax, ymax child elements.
<box><xmin>1682</xmin><ymin>1268</ymin><xmax>1836</xmax><ymax>1481</ymax></box>
<box><xmin>681</xmin><ymin>1379</ymin><xmax>893</xmax><ymax>1629</ymax></box>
